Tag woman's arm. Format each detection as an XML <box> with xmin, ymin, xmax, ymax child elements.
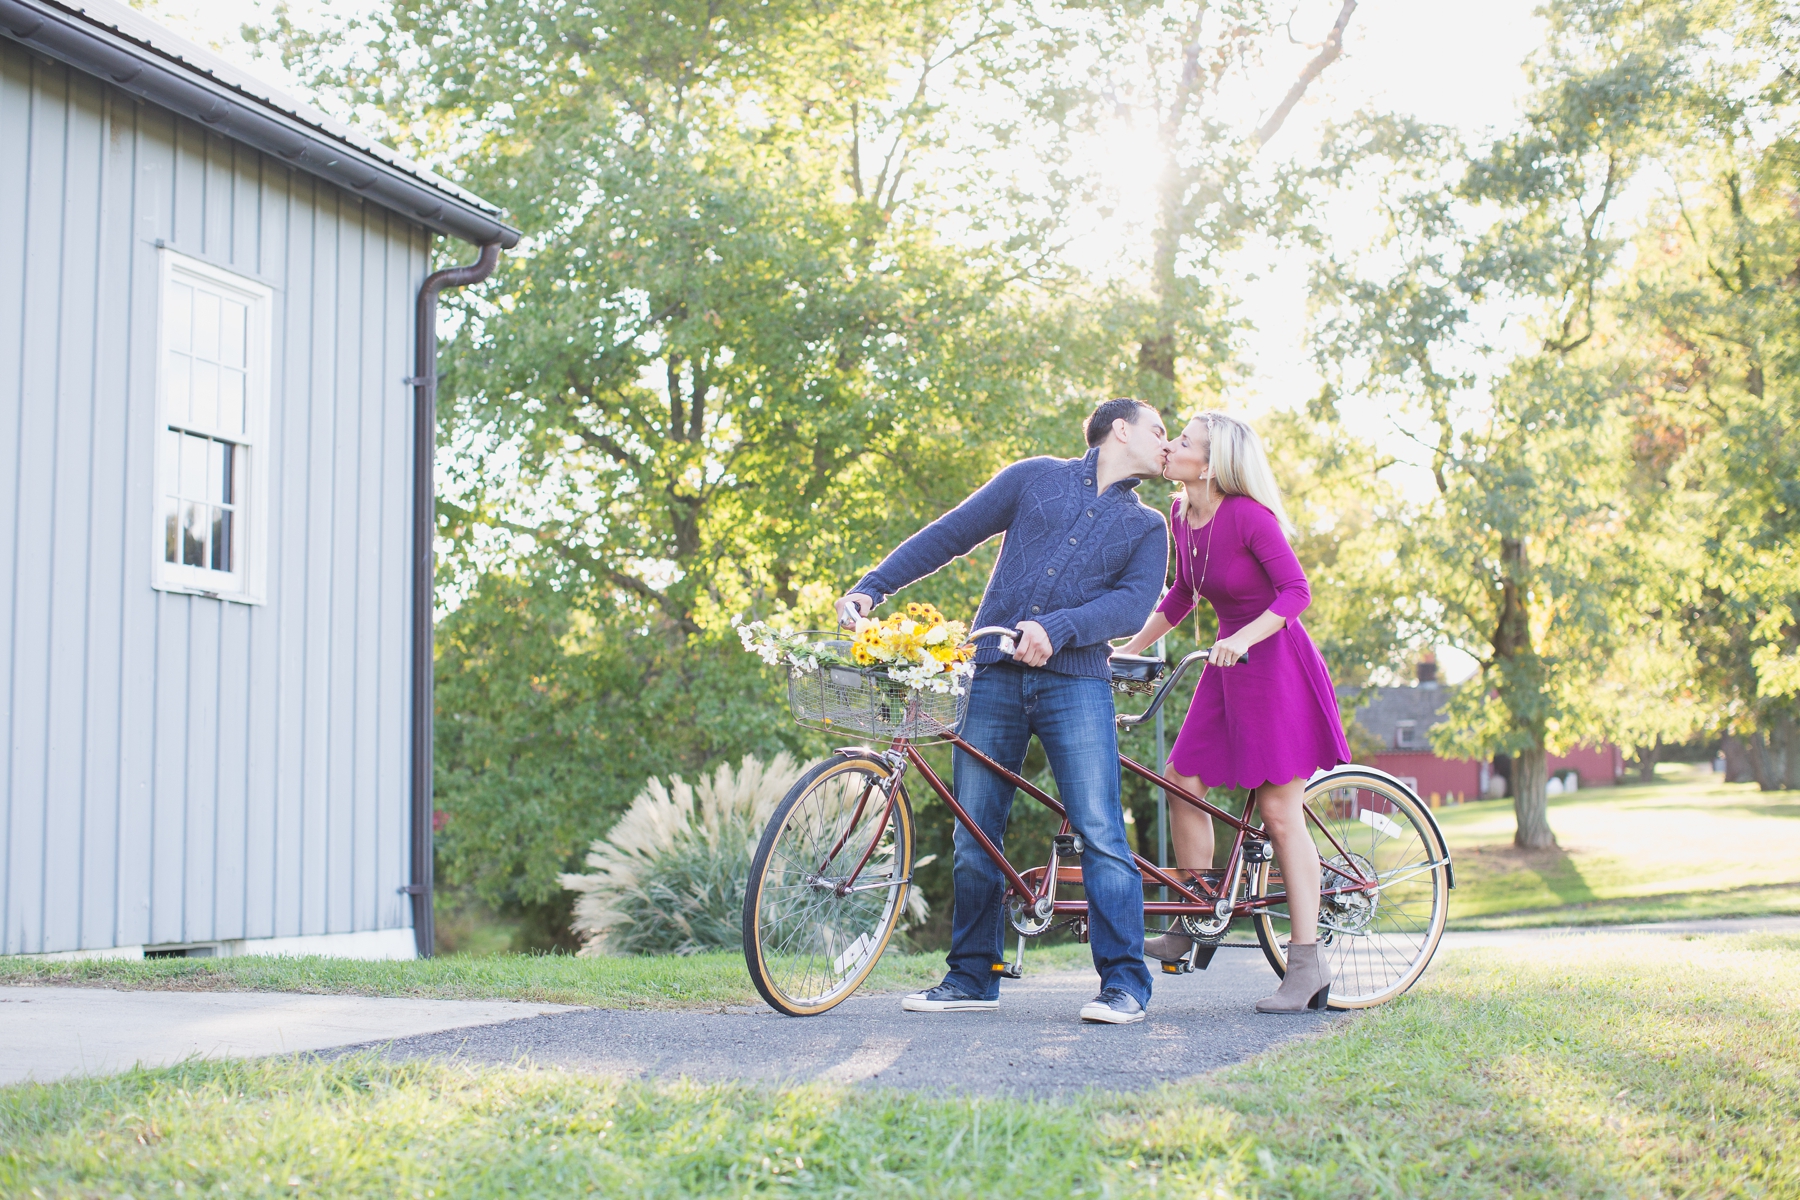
<box><xmin>1211</xmin><ymin>609</ymin><xmax>1285</xmax><ymax>666</ymax></box>
<box><xmin>1211</xmin><ymin>503</ymin><xmax>1310</xmax><ymax>666</ymax></box>
<box><xmin>1114</xmin><ymin>611</ymin><xmax>1176</xmax><ymax>658</ymax></box>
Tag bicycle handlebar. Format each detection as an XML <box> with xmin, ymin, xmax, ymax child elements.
<box><xmin>1116</xmin><ymin>649</ymin><xmax>1211</xmax><ymax>728</ymax></box>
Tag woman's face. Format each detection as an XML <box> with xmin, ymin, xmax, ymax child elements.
<box><xmin>1161</xmin><ymin>419</ymin><xmax>1211</xmax><ymax>484</ymax></box>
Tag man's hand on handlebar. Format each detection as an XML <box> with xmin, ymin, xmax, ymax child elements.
<box><xmin>835</xmin><ymin>593</ymin><xmax>873</xmax><ymax>629</ymax></box>
<box><xmin>1012</xmin><ymin>620</ymin><xmax>1052</xmax><ymax>667</ymax></box>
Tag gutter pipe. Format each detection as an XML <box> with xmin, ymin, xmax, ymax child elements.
<box><xmin>408</xmin><ymin>242</ymin><xmax>502</xmax><ymax>958</ymax></box>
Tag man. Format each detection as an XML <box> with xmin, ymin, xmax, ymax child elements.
<box><xmin>837</xmin><ymin>398</ymin><xmax>1169</xmax><ymax>1024</ymax></box>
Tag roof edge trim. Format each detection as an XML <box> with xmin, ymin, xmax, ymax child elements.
<box><xmin>0</xmin><ymin>0</ymin><xmax>520</xmax><ymax>249</ymax></box>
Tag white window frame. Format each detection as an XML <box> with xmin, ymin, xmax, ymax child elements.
<box><xmin>1395</xmin><ymin>719</ymin><xmax>1419</xmax><ymax>748</ymax></box>
<box><xmin>151</xmin><ymin>249</ymin><xmax>272</xmax><ymax>604</ymax></box>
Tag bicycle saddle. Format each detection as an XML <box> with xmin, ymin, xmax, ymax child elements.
<box><xmin>1108</xmin><ymin>654</ymin><xmax>1166</xmax><ymax>686</ymax></box>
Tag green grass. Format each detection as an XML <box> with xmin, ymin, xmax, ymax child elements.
<box><xmin>4</xmin><ymin>933</ymin><xmax>1796</xmax><ymax>1197</ymax></box>
<box><xmin>0</xmin><ymin>943</ymin><xmax>1097</xmax><ymax>1009</ymax></box>
<box><xmin>1441</xmin><ymin>765</ymin><xmax>1800</xmax><ymax>929</ymax></box>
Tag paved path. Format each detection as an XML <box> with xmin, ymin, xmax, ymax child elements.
<box><xmin>326</xmin><ymin>946</ymin><xmax>1339</xmax><ymax>1097</ymax></box>
<box><xmin>0</xmin><ymin>988</ymin><xmax>581</xmax><ymax>1086</ymax></box>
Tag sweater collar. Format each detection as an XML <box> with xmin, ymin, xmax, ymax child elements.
<box><xmin>1080</xmin><ymin>446</ymin><xmax>1145</xmax><ymax>496</ymax></box>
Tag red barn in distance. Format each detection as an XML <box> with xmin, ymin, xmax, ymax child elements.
<box><xmin>1336</xmin><ymin>658</ymin><xmax>1624</xmax><ymax>807</ymax></box>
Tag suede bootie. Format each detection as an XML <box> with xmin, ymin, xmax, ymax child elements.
<box><xmin>1142</xmin><ymin>870</ymin><xmax>1227</xmax><ymax>963</ymax></box>
<box><xmin>1255</xmin><ymin>941</ymin><xmax>1332</xmax><ymax>1013</ymax></box>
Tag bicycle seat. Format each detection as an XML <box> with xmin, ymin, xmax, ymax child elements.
<box><xmin>1109</xmin><ymin>654</ymin><xmax>1166</xmax><ymax>686</ymax></box>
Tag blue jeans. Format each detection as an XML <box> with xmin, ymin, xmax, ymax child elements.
<box><xmin>942</xmin><ymin>663</ymin><xmax>1153</xmax><ymax>1006</ymax></box>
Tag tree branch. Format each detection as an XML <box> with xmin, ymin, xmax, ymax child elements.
<box><xmin>1252</xmin><ymin>0</ymin><xmax>1356</xmax><ymax>148</ymax></box>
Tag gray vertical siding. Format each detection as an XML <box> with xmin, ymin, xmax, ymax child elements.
<box><xmin>0</xmin><ymin>39</ymin><xmax>427</xmax><ymax>954</ymax></box>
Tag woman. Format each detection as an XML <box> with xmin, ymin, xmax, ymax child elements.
<box><xmin>1114</xmin><ymin>411</ymin><xmax>1350</xmax><ymax>1013</ymax></box>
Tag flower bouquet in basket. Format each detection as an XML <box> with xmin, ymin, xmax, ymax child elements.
<box><xmin>737</xmin><ymin>602</ymin><xmax>977</xmax><ymax>695</ymax></box>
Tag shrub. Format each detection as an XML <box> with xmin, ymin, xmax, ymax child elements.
<box><xmin>562</xmin><ymin>753</ymin><xmax>934</xmax><ymax>955</ymax></box>
<box><xmin>561</xmin><ymin>754</ymin><xmax>801</xmax><ymax>956</ymax></box>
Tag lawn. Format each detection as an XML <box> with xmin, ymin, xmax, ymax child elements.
<box><xmin>0</xmin><ymin>942</ymin><xmax>1096</xmax><ymax>1009</ymax></box>
<box><xmin>4</xmin><ymin>932</ymin><xmax>1796</xmax><ymax>1197</ymax></box>
<box><xmin>1440</xmin><ymin>764</ymin><xmax>1800</xmax><ymax>929</ymax></box>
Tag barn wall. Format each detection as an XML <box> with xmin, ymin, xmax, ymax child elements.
<box><xmin>0</xmin><ymin>39</ymin><xmax>426</xmax><ymax>954</ymax></box>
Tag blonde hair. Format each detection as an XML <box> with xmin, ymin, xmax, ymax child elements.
<box><xmin>1193</xmin><ymin>411</ymin><xmax>1296</xmax><ymax>537</ymax></box>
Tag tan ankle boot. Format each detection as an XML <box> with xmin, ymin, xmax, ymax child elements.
<box><xmin>1255</xmin><ymin>942</ymin><xmax>1332</xmax><ymax>1013</ymax></box>
<box><xmin>1142</xmin><ymin>930</ymin><xmax>1193</xmax><ymax>963</ymax></box>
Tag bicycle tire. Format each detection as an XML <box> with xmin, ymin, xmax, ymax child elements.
<box><xmin>743</xmin><ymin>753</ymin><xmax>916</xmax><ymax>1016</ymax></box>
<box><xmin>1249</xmin><ymin>767</ymin><xmax>1451</xmax><ymax>1009</ymax></box>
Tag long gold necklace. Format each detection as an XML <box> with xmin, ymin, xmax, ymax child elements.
<box><xmin>1188</xmin><ymin>486</ymin><xmax>1219</xmax><ymax>593</ymax></box>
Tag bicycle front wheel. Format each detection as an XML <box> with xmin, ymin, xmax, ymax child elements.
<box><xmin>743</xmin><ymin>753</ymin><xmax>915</xmax><ymax>1016</ymax></box>
<box><xmin>1250</xmin><ymin>768</ymin><xmax>1451</xmax><ymax>1008</ymax></box>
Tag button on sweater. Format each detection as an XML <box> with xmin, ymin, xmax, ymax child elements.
<box><xmin>852</xmin><ymin>448</ymin><xmax>1170</xmax><ymax>678</ymax></box>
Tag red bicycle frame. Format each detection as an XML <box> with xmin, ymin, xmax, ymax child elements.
<box><xmin>884</xmin><ymin>732</ymin><xmax>1378</xmax><ymax>924</ymax></box>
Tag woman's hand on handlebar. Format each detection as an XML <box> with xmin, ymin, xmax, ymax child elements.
<box><xmin>1208</xmin><ymin>631</ymin><xmax>1253</xmax><ymax>667</ymax></box>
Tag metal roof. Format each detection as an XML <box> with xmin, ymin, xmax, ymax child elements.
<box><xmin>1337</xmin><ymin>684</ymin><xmax>1452</xmax><ymax>747</ymax></box>
<box><xmin>0</xmin><ymin>0</ymin><xmax>520</xmax><ymax>248</ymax></box>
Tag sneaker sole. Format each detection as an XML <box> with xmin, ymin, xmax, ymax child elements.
<box><xmin>902</xmin><ymin>998</ymin><xmax>999</xmax><ymax>1012</ymax></box>
<box><xmin>1079</xmin><ymin>1007</ymin><xmax>1146</xmax><ymax>1024</ymax></box>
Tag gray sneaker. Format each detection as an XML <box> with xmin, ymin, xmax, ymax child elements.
<box><xmin>1079</xmin><ymin>987</ymin><xmax>1145</xmax><ymax>1024</ymax></box>
<box><xmin>902</xmin><ymin>982</ymin><xmax>999</xmax><ymax>1012</ymax></box>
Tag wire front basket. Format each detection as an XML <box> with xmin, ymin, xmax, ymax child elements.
<box><xmin>785</xmin><ymin>639</ymin><xmax>969</xmax><ymax>743</ymax></box>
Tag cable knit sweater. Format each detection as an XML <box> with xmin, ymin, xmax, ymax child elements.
<box><xmin>852</xmin><ymin>448</ymin><xmax>1169</xmax><ymax>678</ymax></box>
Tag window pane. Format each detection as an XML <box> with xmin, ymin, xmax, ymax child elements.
<box><xmin>163</xmin><ymin>496</ymin><xmax>179</xmax><ymax>564</ymax></box>
<box><xmin>219</xmin><ymin>441</ymin><xmax>236</xmax><ymax>506</ymax></box>
<box><xmin>206</xmin><ymin>439</ymin><xmax>225</xmax><ymax>504</ymax></box>
<box><xmin>165</xmin><ymin>353</ymin><xmax>191</xmax><ymax>426</ymax></box>
<box><xmin>190</xmin><ymin>361</ymin><xmax>219</xmax><ymax>430</ymax></box>
<box><xmin>211</xmin><ymin>507</ymin><xmax>231</xmax><ymax>572</ymax></box>
<box><xmin>221</xmin><ymin>300</ymin><xmax>247</xmax><ymax>368</ymax></box>
<box><xmin>193</xmin><ymin>289</ymin><xmax>221</xmax><ymax>361</ymax></box>
<box><xmin>218</xmin><ymin>368</ymin><xmax>246</xmax><ymax>436</ymax></box>
<box><xmin>167</xmin><ymin>282</ymin><xmax>193</xmax><ymax>352</ymax></box>
<box><xmin>178</xmin><ymin>432</ymin><xmax>208</xmax><ymax>501</ymax></box>
<box><xmin>182</xmin><ymin>501</ymin><xmax>207</xmax><ymax>567</ymax></box>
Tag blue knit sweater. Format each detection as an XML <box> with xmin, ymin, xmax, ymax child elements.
<box><xmin>852</xmin><ymin>448</ymin><xmax>1170</xmax><ymax>678</ymax></box>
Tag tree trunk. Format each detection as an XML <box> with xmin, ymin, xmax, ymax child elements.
<box><xmin>1722</xmin><ymin>734</ymin><xmax>1754</xmax><ymax>783</ymax></box>
<box><xmin>1634</xmin><ymin>738</ymin><xmax>1661</xmax><ymax>783</ymax></box>
<box><xmin>1763</xmin><ymin>712</ymin><xmax>1796</xmax><ymax>793</ymax></box>
<box><xmin>1512</xmin><ymin>746</ymin><xmax>1555</xmax><ymax>849</ymax></box>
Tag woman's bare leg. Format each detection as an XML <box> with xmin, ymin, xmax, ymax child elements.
<box><xmin>1162</xmin><ymin>764</ymin><xmax>1214</xmax><ymax>871</ymax></box>
<box><xmin>1256</xmin><ymin>776</ymin><xmax>1320</xmax><ymax>945</ymax></box>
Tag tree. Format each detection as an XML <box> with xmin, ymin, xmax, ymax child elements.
<box><xmin>1613</xmin><ymin>0</ymin><xmax>1800</xmax><ymax>789</ymax></box>
<box><xmin>1310</xmin><ymin>3</ymin><xmax>1690</xmax><ymax>846</ymax></box>
<box><xmin>266</xmin><ymin>0</ymin><xmax>1113</xmax><ymax>931</ymax></box>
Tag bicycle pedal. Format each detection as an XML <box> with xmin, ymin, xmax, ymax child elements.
<box><xmin>1160</xmin><ymin>958</ymin><xmax>1192</xmax><ymax>975</ymax></box>
<box><xmin>1052</xmin><ymin>833</ymin><xmax>1085</xmax><ymax>858</ymax></box>
<box><xmin>1001</xmin><ymin>961</ymin><xmax>1023</xmax><ymax>979</ymax></box>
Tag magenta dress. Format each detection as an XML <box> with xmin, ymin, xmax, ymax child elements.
<box><xmin>1157</xmin><ymin>495</ymin><xmax>1350</xmax><ymax>788</ymax></box>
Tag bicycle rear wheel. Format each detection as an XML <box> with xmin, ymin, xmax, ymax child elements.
<box><xmin>1250</xmin><ymin>768</ymin><xmax>1450</xmax><ymax>1008</ymax></box>
<box><xmin>743</xmin><ymin>753</ymin><xmax>916</xmax><ymax>1016</ymax></box>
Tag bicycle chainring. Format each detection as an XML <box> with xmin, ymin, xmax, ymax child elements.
<box><xmin>1007</xmin><ymin>894</ymin><xmax>1054</xmax><ymax>937</ymax></box>
<box><xmin>1178</xmin><ymin>911</ymin><xmax>1231</xmax><ymax>942</ymax></box>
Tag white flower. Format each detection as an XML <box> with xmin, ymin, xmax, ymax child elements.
<box><xmin>923</xmin><ymin>624</ymin><xmax>950</xmax><ymax>645</ymax></box>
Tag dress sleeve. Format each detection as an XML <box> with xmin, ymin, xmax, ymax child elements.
<box><xmin>1240</xmin><ymin>501</ymin><xmax>1310</xmax><ymax>620</ymax></box>
<box><xmin>1154</xmin><ymin>502</ymin><xmax>1195</xmax><ymax>625</ymax></box>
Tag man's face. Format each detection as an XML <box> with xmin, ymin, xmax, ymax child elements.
<box><xmin>1114</xmin><ymin>407</ymin><xmax>1168</xmax><ymax>477</ymax></box>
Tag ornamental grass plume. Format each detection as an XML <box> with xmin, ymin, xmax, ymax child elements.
<box><xmin>561</xmin><ymin>752</ymin><xmax>931</xmax><ymax>955</ymax></box>
<box><xmin>560</xmin><ymin>754</ymin><xmax>798</xmax><ymax>956</ymax></box>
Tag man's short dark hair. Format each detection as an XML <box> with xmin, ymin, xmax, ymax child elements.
<box><xmin>1085</xmin><ymin>397</ymin><xmax>1152</xmax><ymax>448</ymax></box>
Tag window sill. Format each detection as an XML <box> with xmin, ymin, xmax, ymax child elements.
<box><xmin>152</xmin><ymin>578</ymin><xmax>265</xmax><ymax>606</ymax></box>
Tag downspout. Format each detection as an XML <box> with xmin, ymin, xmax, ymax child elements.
<box><xmin>407</xmin><ymin>241</ymin><xmax>502</xmax><ymax>958</ymax></box>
